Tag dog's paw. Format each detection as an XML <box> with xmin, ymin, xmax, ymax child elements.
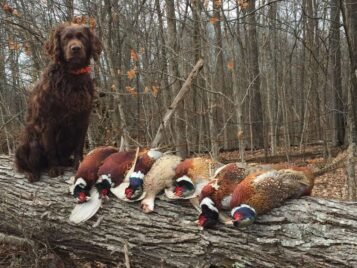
<box><xmin>48</xmin><ymin>167</ymin><xmax>64</xmax><ymax>178</ymax></box>
<box><xmin>60</xmin><ymin>158</ymin><xmax>74</xmax><ymax>167</ymax></box>
<box><xmin>27</xmin><ymin>172</ymin><xmax>40</xmax><ymax>183</ymax></box>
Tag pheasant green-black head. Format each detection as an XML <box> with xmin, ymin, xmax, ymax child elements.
<box><xmin>231</xmin><ymin>204</ymin><xmax>256</xmax><ymax>228</ymax></box>
<box><xmin>125</xmin><ymin>172</ymin><xmax>144</xmax><ymax>200</ymax></box>
<box><xmin>174</xmin><ymin>176</ymin><xmax>195</xmax><ymax>198</ymax></box>
<box><xmin>95</xmin><ymin>174</ymin><xmax>113</xmax><ymax>199</ymax></box>
<box><xmin>198</xmin><ymin>197</ymin><xmax>219</xmax><ymax>228</ymax></box>
<box><xmin>72</xmin><ymin>178</ymin><xmax>91</xmax><ymax>203</ymax></box>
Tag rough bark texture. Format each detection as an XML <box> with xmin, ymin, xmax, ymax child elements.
<box><xmin>0</xmin><ymin>154</ymin><xmax>357</xmax><ymax>268</ymax></box>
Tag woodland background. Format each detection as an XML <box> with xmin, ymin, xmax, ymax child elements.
<box><xmin>1</xmin><ymin>1</ymin><xmax>357</xmax><ymax>267</ymax></box>
<box><xmin>1</xmin><ymin>0</ymin><xmax>357</xmax><ymax>182</ymax></box>
<box><xmin>1</xmin><ymin>0</ymin><xmax>357</xmax><ymax>158</ymax></box>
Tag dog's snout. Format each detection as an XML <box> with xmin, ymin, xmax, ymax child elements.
<box><xmin>71</xmin><ymin>45</ymin><xmax>82</xmax><ymax>52</ymax></box>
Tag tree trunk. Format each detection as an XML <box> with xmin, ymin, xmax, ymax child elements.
<box><xmin>246</xmin><ymin>0</ymin><xmax>264</xmax><ymax>149</ymax></box>
<box><xmin>165</xmin><ymin>0</ymin><xmax>188</xmax><ymax>158</ymax></box>
<box><xmin>266</xmin><ymin>1</ymin><xmax>279</xmax><ymax>156</ymax></box>
<box><xmin>329</xmin><ymin>0</ymin><xmax>345</xmax><ymax>146</ymax></box>
<box><xmin>213</xmin><ymin>0</ymin><xmax>228</xmax><ymax>150</ymax></box>
<box><xmin>1</xmin><ymin>154</ymin><xmax>357</xmax><ymax>267</ymax></box>
<box><xmin>341</xmin><ymin>0</ymin><xmax>357</xmax><ymax>200</ymax></box>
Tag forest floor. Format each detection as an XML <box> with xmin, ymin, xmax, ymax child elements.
<box><xmin>0</xmin><ymin>145</ymin><xmax>350</xmax><ymax>267</ymax></box>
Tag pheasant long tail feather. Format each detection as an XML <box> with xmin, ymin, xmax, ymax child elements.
<box><xmin>312</xmin><ymin>152</ymin><xmax>347</xmax><ymax>177</ymax></box>
<box><xmin>124</xmin><ymin>147</ymin><xmax>140</xmax><ymax>182</ymax></box>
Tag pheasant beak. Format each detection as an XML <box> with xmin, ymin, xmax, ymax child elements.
<box><xmin>174</xmin><ymin>186</ymin><xmax>184</xmax><ymax>197</ymax></box>
<box><xmin>231</xmin><ymin>205</ymin><xmax>256</xmax><ymax>227</ymax></box>
<box><xmin>125</xmin><ymin>187</ymin><xmax>133</xmax><ymax>199</ymax></box>
<box><xmin>198</xmin><ymin>214</ymin><xmax>207</xmax><ymax>227</ymax></box>
<box><xmin>233</xmin><ymin>211</ymin><xmax>243</xmax><ymax>222</ymax></box>
<box><xmin>100</xmin><ymin>188</ymin><xmax>110</xmax><ymax>200</ymax></box>
<box><xmin>77</xmin><ymin>192</ymin><xmax>89</xmax><ymax>203</ymax></box>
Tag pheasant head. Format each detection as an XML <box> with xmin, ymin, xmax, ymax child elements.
<box><xmin>95</xmin><ymin>174</ymin><xmax>113</xmax><ymax>199</ymax></box>
<box><xmin>231</xmin><ymin>204</ymin><xmax>256</xmax><ymax>227</ymax></box>
<box><xmin>174</xmin><ymin>176</ymin><xmax>195</xmax><ymax>198</ymax></box>
<box><xmin>198</xmin><ymin>197</ymin><xmax>219</xmax><ymax>228</ymax></box>
<box><xmin>71</xmin><ymin>177</ymin><xmax>91</xmax><ymax>203</ymax></box>
<box><xmin>125</xmin><ymin>171</ymin><xmax>145</xmax><ymax>200</ymax></box>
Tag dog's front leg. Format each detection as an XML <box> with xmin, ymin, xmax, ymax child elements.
<box><xmin>73</xmin><ymin>117</ymin><xmax>89</xmax><ymax>171</ymax></box>
<box><xmin>43</xmin><ymin>126</ymin><xmax>64</xmax><ymax>177</ymax></box>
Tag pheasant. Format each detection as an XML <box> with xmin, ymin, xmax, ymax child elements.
<box><xmin>229</xmin><ymin>165</ymin><xmax>317</xmax><ymax>227</ymax></box>
<box><xmin>198</xmin><ymin>163</ymin><xmax>250</xmax><ymax>228</ymax></box>
<box><xmin>96</xmin><ymin>150</ymin><xmax>137</xmax><ymax>199</ymax></box>
<box><xmin>165</xmin><ymin>157</ymin><xmax>218</xmax><ymax>200</ymax></box>
<box><xmin>70</xmin><ymin>146</ymin><xmax>118</xmax><ymax>203</ymax></box>
<box><xmin>229</xmin><ymin>157</ymin><xmax>349</xmax><ymax>228</ymax></box>
<box><xmin>123</xmin><ymin>149</ymin><xmax>162</xmax><ymax>200</ymax></box>
<box><xmin>200</xmin><ymin>153</ymin><xmax>347</xmax><ymax>228</ymax></box>
<box><xmin>140</xmin><ymin>154</ymin><xmax>182</xmax><ymax>213</ymax></box>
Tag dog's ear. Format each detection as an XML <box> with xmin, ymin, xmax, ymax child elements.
<box><xmin>87</xmin><ymin>27</ymin><xmax>102</xmax><ymax>61</ymax></box>
<box><xmin>45</xmin><ymin>25</ymin><xmax>64</xmax><ymax>63</ymax></box>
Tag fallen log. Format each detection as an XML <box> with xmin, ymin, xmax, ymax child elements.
<box><xmin>0</xmin><ymin>154</ymin><xmax>356</xmax><ymax>268</ymax></box>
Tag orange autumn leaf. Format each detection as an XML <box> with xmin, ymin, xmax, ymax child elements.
<box><xmin>72</xmin><ymin>16</ymin><xmax>86</xmax><ymax>25</ymax></box>
<box><xmin>1</xmin><ymin>3</ymin><xmax>14</xmax><ymax>13</ymax></box>
<box><xmin>151</xmin><ymin>86</ymin><xmax>159</xmax><ymax>97</ymax></box>
<box><xmin>89</xmin><ymin>17</ymin><xmax>96</xmax><ymax>30</ymax></box>
<box><xmin>7</xmin><ymin>39</ymin><xmax>20</xmax><ymax>51</ymax></box>
<box><xmin>237</xmin><ymin>0</ymin><xmax>249</xmax><ymax>10</ymax></box>
<box><xmin>227</xmin><ymin>60</ymin><xmax>234</xmax><ymax>70</ymax></box>
<box><xmin>23</xmin><ymin>43</ymin><xmax>31</xmax><ymax>56</ymax></box>
<box><xmin>127</xmin><ymin>69</ymin><xmax>136</xmax><ymax>80</ymax></box>
<box><xmin>130</xmin><ymin>49</ymin><xmax>139</xmax><ymax>61</ymax></box>
<box><xmin>214</xmin><ymin>0</ymin><xmax>222</xmax><ymax>8</ymax></box>
<box><xmin>209</xmin><ymin>16</ymin><xmax>219</xmax><ymax>24</ymax></box>
<box><xmin>1</xmin><ymin>3</ymin><xmax>18</xmax><ymax>16</ymax></box>
<box><xmin>125</xmin><ymin>86</ymin><xmax>137</xmax><ymax>95</ymax></box>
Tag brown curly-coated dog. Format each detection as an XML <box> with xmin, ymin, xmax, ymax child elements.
<box><xmin>15</xmin><ymin>23</ymin><xmax>102</xmax><ymax>182</ymax></box>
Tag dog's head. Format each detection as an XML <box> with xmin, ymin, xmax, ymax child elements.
<box><xmin>45</xmin><ymin>23</ymin><xmax>102</xmax><ymax>68</ymax></box>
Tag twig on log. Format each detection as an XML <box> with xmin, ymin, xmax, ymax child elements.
<box><xmin>0</xmin><ymin>232</ymin><xmax>34</xmax><ymax>248</ymax></box>
<box><xmin>124</xmin><ymin>240</ymin><xmax>131</xmax><ymax>268</ymax></box>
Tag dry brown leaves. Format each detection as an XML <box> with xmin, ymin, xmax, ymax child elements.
<box><xmin>72</xmin><ymin>16</ymin><xmax>97</xmax><ymax>30</ymax></box>
<box><xmin>1</xmin><ymin>3</ymin><xmax>19</xmax><ymax>16</ymax></box>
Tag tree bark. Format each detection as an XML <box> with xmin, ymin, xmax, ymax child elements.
<box><xmin>165</xmin><ymin>0</ymin><xmax>188</xmax><ymax>158</ymax></box>
<box><xmin>246</xmin><ymin>0</ymin><xmax>264</xmax><ymax>149</ymax></box>
<box><xmin>341</xmin><ymin>0</ymin><xmax>357</xmax><ymax>200</ymax></box>
<box><xmin>0</xmin><ymin>154</ymin><xmax>357</xmax><ymax>267</ymax></box>
<box><xmin>329</xmin><ymin>0</ymin><xmax>345</xmax><ymax>146</ymax></box>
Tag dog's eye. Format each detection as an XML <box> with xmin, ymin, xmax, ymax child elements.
<box><xmin>63</xmin><ymin>33</ymin><xmax>73</xmax><ymax>40</ymax></box>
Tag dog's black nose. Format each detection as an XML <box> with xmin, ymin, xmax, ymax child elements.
<box><xmin>71</xmin><ymin>45</ymin><xmax>81</xmax><ymax>52</ymax></box>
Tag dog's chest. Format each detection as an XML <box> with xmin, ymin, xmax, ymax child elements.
<box><xmin>62</xmin><ymin>88</ymin><xmax>92</xmax><ymax>113</ymax></box>
<box><xmin>41</xmin><ymin>88</ymin><xmax>93</xmax><ymax>122</ymax></box>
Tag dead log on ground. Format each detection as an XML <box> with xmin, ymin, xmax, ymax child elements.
<box><xmin>0</xmin><ymin>154</ymin><xmax>356</xmax><ymax>267</ymax></box>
